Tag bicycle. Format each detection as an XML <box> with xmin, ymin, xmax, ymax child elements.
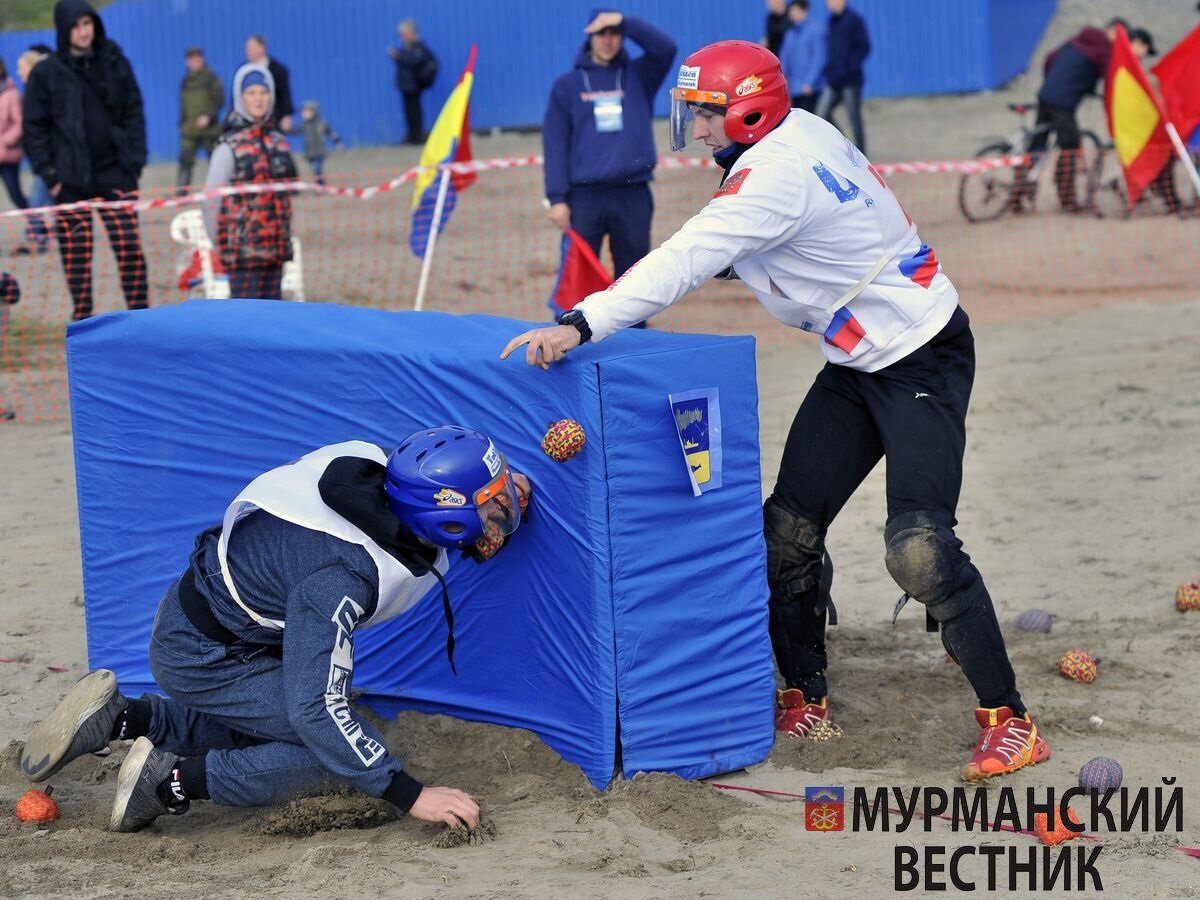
<box><xmin>1092</xmin><ymin>142</ymin><xmax>1200</xmax><ymax>219</ymax></box>
<box><xmin>958</xmin><ymin>102</ymin><xmax>1106</xmax><ymax>223</ymax></box>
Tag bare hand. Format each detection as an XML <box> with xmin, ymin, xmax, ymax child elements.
<box><xmin>512</xmin><ymin>471</ymin><xmax>532</xmax><ymax>516</ymax></box>
<box><xmin>500</xmin><ymin>324</ymin><xmax>582</xmax><ymax>370</ymax></box>
<box><xmin>546</xmin><ymin>202</ymin><xmax>570</xmax><ymax>232</ymax></box>
<box><xmin>408</xmin><ymin>786</ymin><xmax>480</xmax><ymax>829</ymax></box>
<box><xmin>387</xmin><ymin>46</ymin><xmax>400</xmax><ymax>59</ymax></box>
<box><xmin>50</xmin><ymin>182</ymin><xmax>62</xmax><ymax>198</ymax></box>
<box><xmin>280</xmin><ymin>115</ymin><xmax>293</xmax><ymax>132</ymax></box>
<box><xmin>195</xmin><ymin>114</ymin><xmax>211</xmax><ymax>129</ymax></box>
<box><xmin>585</xmin><ymin>11</ymin><xmax>623</xmax><ymax>33</ymax></box>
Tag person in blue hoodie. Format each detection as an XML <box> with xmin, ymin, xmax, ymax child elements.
<box><xmin>777</xmin><ymin>1</ymin><xmax>824</xmax><ymax>113</ymax></box>
<box><xmin>814</xmin><ymin>0</ymin><xmax>870</xmax><ymax>153</ymax></box>
<box><xmin>542</xmin><ymin>9</ymin><xmax>676</xmax><ymax>324</ymax></box>
<box><xmin>20</xmin><ymin>426</ymin><xmax>533</xmax><ymax>834</ymax></box>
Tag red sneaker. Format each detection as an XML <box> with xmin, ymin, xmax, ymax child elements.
<box><xmin>775</xmin><ymin>689</ymin><xmax>831</xmax><ymax>738</ymax></box>
<box><xmin>960</xmin><ymin>706</ymin><xmax>1051</xmax><ymax>782</ymax></box>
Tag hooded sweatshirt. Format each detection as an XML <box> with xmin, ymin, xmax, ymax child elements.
<box><xmin>541</xmin><ymin>16</ymin><xmax>676</xmax><ymax>204</ymax></box>
<box><xmin>21</xmin><ymin>0</ymin><xmax>146</xmax><ymax>190</ymax></box>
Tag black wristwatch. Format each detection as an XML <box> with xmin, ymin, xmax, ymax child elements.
<box><xmin>557</xmin><ymin>309</ymin><xmax>592</xmax><ymax>344</ymax></box>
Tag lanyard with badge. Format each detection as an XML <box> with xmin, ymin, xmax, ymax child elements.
<box><xmin>582</xmin><ymin>69</ymin><xmax>624</xmax><ymax>133</ymax></box>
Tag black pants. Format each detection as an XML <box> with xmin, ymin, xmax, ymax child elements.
<box><xmin>401</xmin><ymin>91</ymin><xmax>424</xmax><ymax>144</ymax></box>
<box><xmin>790</xmin><ymin>93</ymin><xmax>818</xmax><ymax>114</ymax></box>
<box><xmin>229</xmin><ymin>264</ymin><xmax>283</xmax><ymax>300</ymax></box>
<box><xmin>768</xmin><ymin>306</ymin><xmax>1022</xmax><ymax>713</ymax></box>
<box><xmin>1018</xmin><ymin>102</ymin><xmax>1082</xmax><ymax>210</ymax></box>
<box><xmin>55</xmin><ymin>185</ymin><xmax>148</xmax><ymax>320</ymax></box>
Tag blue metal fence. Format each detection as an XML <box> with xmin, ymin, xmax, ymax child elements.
<box><xmin>0</xmin><ymin>0</ymin><xmax>1055</xmax><ymax>162</ymax></box>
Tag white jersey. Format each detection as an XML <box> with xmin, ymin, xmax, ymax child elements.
<box><xmin>218</xmin><ymin>441</ymin><xmax>448</xmax><ymax>630</ymax></box>
<box><xmin>575</xmin><ymin>110</ymin><xmax>959</xmax><ymax>372</ymax></box>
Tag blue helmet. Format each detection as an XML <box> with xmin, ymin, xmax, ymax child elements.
<box><xmin>385</xmin><ymin>425</ymin><xmax>521</xmax><ymax>548</ymax></box>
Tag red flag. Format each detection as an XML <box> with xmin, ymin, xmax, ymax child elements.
<box><xmin>1105</xmin><ymin>27</ymin><xmax>1173</xmax><ymax>205</ymax></box>
<box><xmin>1152</xmin><ymin>25</ymin><xmax>1200</xmax><ymax>144</ymax></box>
<box><xmin>547</xmin><ymin>229</ymin><xmax>612</xmax><ymax>314</ymax></box>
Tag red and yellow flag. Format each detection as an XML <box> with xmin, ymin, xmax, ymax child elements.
<box><xmin>410</xmin><ymin>45</ymin><xmax>478</xmax><ymax>257</ymax></box>
<box><xmin>1104</xmin><ymin>26</ymin><xmax>1173</xmax><ymax>205</ymax></box>
<box><xmin>1152</xmin><ymin>25</ymin><xmax>1200</xmax><ymax>146</ymax></box>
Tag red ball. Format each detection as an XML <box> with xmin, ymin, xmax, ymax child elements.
<box><xmin>1059</xmin><ymin>649</ymin><xmax>1099</xmax><ymax>684</ymax></box>
<box><xmin>542</xmin><ymin>419</ymin><xmax>586</xmax><ymax>462</ymax></box>
<box><xmin>15</xmin><ymin>787</ymin><xmax>59</xmax><ymax>823</ymax></box>
<box><xmin>1175</xmin><ymin>581</ymin><xmax>1200</xmax><ymax>612</ymax></box>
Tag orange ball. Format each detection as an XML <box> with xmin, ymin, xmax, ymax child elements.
<box><xmin>542</xmin><ymin>419</ymin><xmax>586</xmax><ymax>462</ymax></box>
<box><xmin>1176</xmin><ymin>582</ymin><xmax>1200</xmax><ymax>613</ymax></box>
<box><xmin>1059</xmin><ymin>649</ymin><xmax>1099</xmax><ymax>684</ymax></box>
<box><xmin>15</xmin><ymin>787</ymin><xmax>59</xmax><ymax>823</ymax></box>
<box><xmin>1033</xmin><ymin>806</ymin><xmax>1082</xmax><ymax>846</ymax></box>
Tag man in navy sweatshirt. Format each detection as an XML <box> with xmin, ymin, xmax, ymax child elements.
<box><xmin>814</xmin><ymin>0</ymin><xmax>870</xmax><ymax>153</ymax></box>
<box><xmin>542</xmin><ymin>9</ymin><xmax>676</xmax><ymax>319</ymax></box>
<box><xmin>20</xmin><ymin>427</ymin><xmax>531</xmax><ymax>833</ymax></box>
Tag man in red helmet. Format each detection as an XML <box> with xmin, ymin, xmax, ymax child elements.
<box><xmin>503</xmin><ymin>40</ymin><xmax>1050</xmax><ymax>783</ymax></box>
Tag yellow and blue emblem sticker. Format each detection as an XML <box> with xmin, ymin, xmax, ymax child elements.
<box><xmin>669</xmin><ymin>388</ymin><xmax>723</xmax><ymax>497</ymax></box>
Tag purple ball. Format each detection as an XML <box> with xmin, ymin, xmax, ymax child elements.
<box><xmin>1079</xmin><ymin>756</ymin><xmax>1123</xmax><ymax>792</ymax></box>
<box><xmin>1015</xmin><ymin>609</ymin><xmax>1054</xmax><ymax>633</ymax></box>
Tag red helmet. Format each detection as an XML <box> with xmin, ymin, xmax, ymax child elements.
<box><xmin>669</xmin><ymin>40</ymin><xmax>791</xmax><ymax>150</ymax></box>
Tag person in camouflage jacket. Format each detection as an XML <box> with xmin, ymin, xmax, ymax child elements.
<box><xmin>203</xmin><ymin>62</ymin><xmax>296</xmax><ymax>300</ymax></box>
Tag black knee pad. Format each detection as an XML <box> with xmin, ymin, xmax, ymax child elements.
<box><xmin>884</xmin><ymin>510</ymin><xmax>969</xmax><ymax>614</ymax></box>
<box><xmin>763</xmin><ymin>498</ymin><xmax>824</xmax><ymax>605</ymax></box>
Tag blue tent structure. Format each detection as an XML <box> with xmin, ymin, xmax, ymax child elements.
<box><xmin>66</xmin><ymin>301</ymin><xmax>775</xmax><ymax>789</ymax></box>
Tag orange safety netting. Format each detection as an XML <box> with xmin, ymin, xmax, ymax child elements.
<box><xmin>1</xmin><ymin>150</ymin><xmax>1197</xmax><ymax>423</ymax></box>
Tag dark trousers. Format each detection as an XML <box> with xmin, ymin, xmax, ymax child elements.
<box><xmin>307</xmin><ymin>155</ymin><xmax>326</xmax><ymax>185</ymax></box>
<box><xmin>815</xmin><ymin>83</ymin><xmax>866</xmax><ymax>154</ymax></box>
<box><xmin>0</xmin><ymin>164</ymin><xmax>49</xmax><ymax>243</ymax></box>
<box><xmin>769</xmin><ymin>307</ymin><xmax>1022</xmax><ymax>712</ymax></box>
<box><xmin>177</xmin><ymin>132</ymin><xmax>219</xmax><ymax>188</ymax></box>
<box><xmin>1019</xmin><ymin>102</ymin><xmax>1082</xmax><ymax>211</ymax></box>
<box><xmin>229</xmin><ymin>264</ymin><xmax>283</xmax><ymax>300</ymax></box>
<box><xmin>791</xmin><ymin>93</ymin><xmax>818</xmax><ymax>114</ymax></box>
<box><xmin>55</xmin><ymin>186</ymin><xmax>148</xmax><ymax>320</ymax></box>
<box><xmin>567</xmin><ymin>182</ymin><xmax>653</xmax><ymax>281</ymax></box>
<box><xmin>568</xmin><ymin>182</ymin><xmax>653</xmax><ymax>327</ymax></box>
<box><xmin>401</xmin><ymin>91</ymin><xmax>424</xmax><ymax>144</ymax></box>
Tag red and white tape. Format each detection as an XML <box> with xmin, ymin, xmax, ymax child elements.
<box><xmin>0</xmin><ymin>152</ymin><xmax>1029</xmax><ymax>218</ymax></box>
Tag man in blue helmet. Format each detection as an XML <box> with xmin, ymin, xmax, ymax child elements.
<box><xmin>20</xmin><ymin>427</ymin><xmax>530</xmax><ymax>833</ymax></box>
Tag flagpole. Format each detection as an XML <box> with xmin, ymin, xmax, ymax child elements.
<box><xmin>413</xmin><ymin>165</ymin><xmax>453</xmax><ymax>312</ymax></box>
<box><xmin>1163</xmin><ymin>122</ymin><xmax>1200</xmax><ymax>197</ymax></box>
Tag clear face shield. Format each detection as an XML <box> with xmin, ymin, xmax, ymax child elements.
<box><xmin>473</xmin><ymin>467</ymin><xmax>522</xmax><ymax>539</ymax></box>
<box><xmin>669</xmin><ymin>87</ymin><xmax>728</xmax><ymax>151</ymax></box>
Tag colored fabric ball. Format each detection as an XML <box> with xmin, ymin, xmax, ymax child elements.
<box><xmin>1034</xmin><ymin>806</ymin><xmax>1082</xmax><ymax>846</ymax></box>
<box><xmin>473</xmin><ymin>521</ymin><xmax>507</xmax><ymax>561</ymax></box>
<box><xmin>542</xmin><ymin>419</ymin><xmax>586</xmax><ymax>462</ymax></box>
<box><xmin>1078</xmin><ymin>756</ymin><xmax>1123</xmax><ymax>792</ymax></box>
<box><xmin>15</xmin><ymin>787</ymin><xmax>59</xmax><ymax>823</ymax></box>
<box><xmin>1015</xmin><ymin>609</ymin><xmax>1054</xmax><ymax>633</ymax></box>
<box><xmin>1058</xmin><ymin>649</ymin><xmax>1099</xmax><ymax>683</ymax></box>
<box><xmin>1176</xmin><ymin>581</ymin><xmax>1200</xmax><ymax>612</ymax></box>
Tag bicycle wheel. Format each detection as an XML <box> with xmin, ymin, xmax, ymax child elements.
<box><xmin>958</xmin><ymin>142</ymin><xmax>1016</xmax><ymax>223</ymax></box>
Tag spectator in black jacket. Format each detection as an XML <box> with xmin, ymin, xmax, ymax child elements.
<box><xmin>762</xmin><ymin>0</ymin><xmax>790</xmax><ymax>56</ymax></box>
<box><xmin>245</xmin><ymin>35</ymin><xmax>294</xmax><ymax>132</ymax></box>
<box><xmin>387</xmin><ymin>19</ymin><xmax>437</xmax><ymax>145</ymax></box>
<box><xmin>814</xmin><ymin>0</ymin><xmax>870</xmax><ymax>153</ymax></box>
<box><xmin>22</xmin><ymin>0</ymin><xmax>148</xmax><ymax>321</ymax></box>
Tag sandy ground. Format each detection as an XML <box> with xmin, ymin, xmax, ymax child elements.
<box><xmin>1</xmin><ymin>294</ymin><xmax>1199</xmax><ymax>898</ymax></box>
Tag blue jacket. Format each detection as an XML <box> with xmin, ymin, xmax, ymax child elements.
<box><xmin>779</xmin><ymin>20</ymin><xmax>825</xmax><ymax>96</ymax></box>
<box><xmin>822</xmin><ymin>6</ymin><xmax>870</xmax><ymax>89</ymax></box>
<box><xmin>542</xmin><ymin>16</ymin><xmax>676</xmax><ymax>203</ymax></box>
